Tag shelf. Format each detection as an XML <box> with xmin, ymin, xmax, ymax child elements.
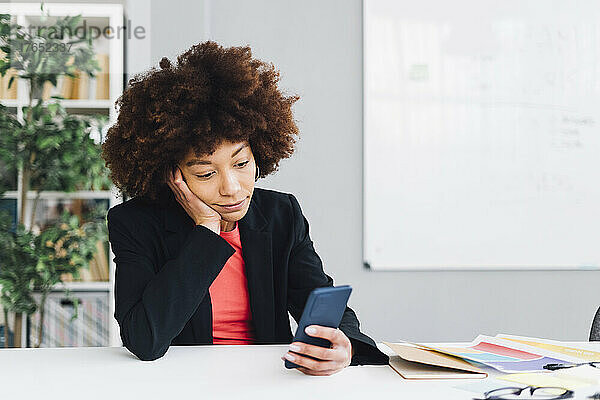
<box><xmin>0</xmin><ymin>3</ymin><xmax>123</xmax><ymax>18</ymax></box>
<box><xmin>23</xmin><ymin>15</ymin><xmax>109</xmax><ymax>27</ymax></box>
<box><xmin>0</xmin><ymin>99</ymin><xmax>111</xmax><ymax>109</ymax></box>
<box><xmin>50</xmin><ymin>281</ymin><xmax>110</xmax><ymax>292</ymax></box>
<box><xmin>0</xmin><ymin>2</ymin><xmax>124</xmax><ymax>348</ymax></box>
<box><xmin>2</xmin><ymin>190</ymin><xmax>114</xmax><ymax>199</ymax></box>
<box><xmin>51</xmin><ymin>99</ymin><xmax>112</xmax><ymax>109</ymax></box>
<box><xmin>0</xmin><ymin>99</ymin><xmax>18</xmax><ymax>107</ymax></box>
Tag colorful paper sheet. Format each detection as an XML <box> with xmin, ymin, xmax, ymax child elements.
<box><xmin>497</xmin><ymin>334</ymin><xmax>600</xmax><ymax>362</ymax></box>
<box><xmin>414</xmin><ymin>335</ymin><xmax>572</xmax><ymax>373</ymax></box>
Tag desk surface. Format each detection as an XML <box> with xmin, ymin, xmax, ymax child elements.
<box><xmin>1</xmin><ymin>342</ymin><xmax>599</xmax><ymax>400</ymax></box>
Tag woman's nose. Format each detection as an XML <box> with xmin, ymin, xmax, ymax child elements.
<box><xmin>219</xmin><ymin>170</ymin><xmax>241</xmax><ymax>196</ymax></box>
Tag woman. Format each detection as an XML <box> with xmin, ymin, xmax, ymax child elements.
<box><xmin>102</xmin><ymin>41</ymin><xmax>388</xmax><ymax>375</ymax></box>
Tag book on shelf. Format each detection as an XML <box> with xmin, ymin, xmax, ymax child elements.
<box><xmin>30</xmin><ymin>292</ymin><xmax>109</xmax><ymax>347</ymax></box>
<box><xmin>0</xmin><ymin>68</ymin><xmax>18</xmax><ymax>100</ymax></box>
<box><xmin>60</xmin><ymin>74</ymin><xmax>73</xmax><ymax>99</ymax></box>
<box><xmin>0</xmin><ymin>325</ymin><xmax>14</xmax><ymax>348</ymax></box>
<box><xmin>70</xmin><ymin>70</ymin><xmax>81</xmax><ymax>99</ymax></box>
<box><xmin>77</xmin><ymin>70</ymin><xmax>90</xmax><ymax>99</ymax></box>
<box><xmin>70</xmin><ymin>69</ymin><xmax>91</xmax><ymax>100</ymax></box>
<box><xmin>91</xmin><ymin>241</ymin><xmax>110</xmax><ymax>281</ymax></box>
<box><xmin>39</xmin><ymin>53</ymin><xmax>110</xmax><ymax>101</ymax></box>
<box><xmin>0</xmin><ymin>49</ymin><xmax>18</xmax><ymax>101</ymax></box>
<box><xmin>41</xmin><ymin>80</ymin><xmax>53</xmax><ymax>101</ymax></box>
<box><xmin>60</xmin><ymin>240</ymin><xmax>110</xmax><ymax>283</ymax></box>
<box><xmin>95</xmin><ymin>53</ymin><xmax>110</xmax><ymax>100</ymax></box>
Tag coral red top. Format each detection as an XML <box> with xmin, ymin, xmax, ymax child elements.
<box><xmin>209</xmin><ymin>222</ymin><xmax>255</xmax><ymax>344</ymax></box>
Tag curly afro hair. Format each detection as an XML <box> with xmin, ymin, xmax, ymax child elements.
<box><xmin>102</xmin><ymin>41</ymin><xmax>300</xmax><ymax>202</ymax></box>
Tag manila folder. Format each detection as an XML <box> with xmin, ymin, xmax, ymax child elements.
<box><xmin>384</xmin><ymin>342</ymin><xmax>487</xmax><ymax>380</ymax></box>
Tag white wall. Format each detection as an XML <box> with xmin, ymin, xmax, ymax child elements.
<box><xmin>135</xmin><ymin>0</ymin><xmax>599</xmax><ymax>343</ymax></box>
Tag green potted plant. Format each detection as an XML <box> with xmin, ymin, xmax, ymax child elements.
<box><xmin>0</xmin><ymin>3</ymin><xmax>112</xmax><ymax>348</ymax></box>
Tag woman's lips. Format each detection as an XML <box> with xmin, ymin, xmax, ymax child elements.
<box><xmin>217</xmin><ymin>197</ymin><xmax>247</xmax><ymax>211</ymax></box>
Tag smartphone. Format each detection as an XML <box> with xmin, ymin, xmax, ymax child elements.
<box><xmin>284</xmin><ymin>285</ymin><xmax>352</xmax><ymax>369</ymax></box>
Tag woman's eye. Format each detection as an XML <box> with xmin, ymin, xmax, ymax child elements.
<box><xmin>194</xmin><ymin>162</ymin><xmax>248</xmax><ymax>179</ymax></box>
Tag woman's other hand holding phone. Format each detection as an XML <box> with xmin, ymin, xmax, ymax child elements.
<box><xmin>167</xmin><ymin>167</ymin><xmax>222</xmax><ymax>234</ymax></box>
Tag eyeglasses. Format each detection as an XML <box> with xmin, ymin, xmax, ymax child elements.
<box><xmin>544</xmin><ymin>362</ymin><xmax>600</xmax><ymax>371</ymax></box>
<box><xmin>473</xmin><ymin>385</ymin><xmax>574</xmax><ymax>400</ymax></box>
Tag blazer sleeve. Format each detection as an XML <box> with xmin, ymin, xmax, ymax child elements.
<box><xmin>107</xmin><ymin>206</ymin><xmax>235</xmax><ymax>361</ymax></box>
<box><xmin>286</xmin><ymin>194</ymin><xmax>389</xmax><ymax>366</ymax></box>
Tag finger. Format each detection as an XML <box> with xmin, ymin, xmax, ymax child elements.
<box><xmin>297</xmin><ymin>366</ymin><xmax>340</xmax><ymax>376</ymax></box>
<box><xmin>305</xmin><ymin>326</ymin><xmax>346</xmax><ymax>346</ymax></box>
<box><xmin>173</xmin><ymin>167</ymin><xmax>191</xmax><ymax>202</ymax></box>
<box><xmin>173</xmin><ymin>166</ymin><xmax>183</xmax><ymax>182</ymax></box>
<box><xmin>166</xmin><ymin>174</ymin><xmax>185</xmax><ymax>204</ymax></box>
<box><xmin>166</xmin><ymin>168</ymin><xmax>179</xmax><ymax>191</ymax></box>
<box><xmin>289</xmin><ymin>342</ymin><xmax>336</xmax><ymax>362</ymax></box>
<box><xmin>166</xmin><ymin>172</ymin><xmax>177</xmax><ymax>193</ymax></box>
<box><xmin>283</xmin><ymin>351</ymin><xmax>337</xmax><ymax>372</ymax></box>
<box><xmin>166</xmin><ymin>178</ymin><xmax>181</xmax><ymax>202</ymax></box>
<box><xmin>176</xmin><ymin>168</ymin><xmax>201</xmax><ymax>205</ymax></box>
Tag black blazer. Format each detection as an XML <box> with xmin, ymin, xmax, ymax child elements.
<box><xmin>107</xmin><ymin>186</ymin><xmax>388</xmax><ymax>365</ymax></box>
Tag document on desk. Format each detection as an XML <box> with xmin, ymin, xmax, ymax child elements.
<box><xmin>499</xmin><ymin>365</ymin><xmax>600</xmax><ymax>391</ymax></box>
<box><xmin>384</xmin><ymin>342</ymin><xmax>487</xmax><ymax>379</ymax></box>
<box><xmin>411</xmin><ymin>335</ymin><xmax>574</xmax><ymax>373</ymax></box>
<box><xmin>496</xmin><ymin>334</ymin><xmax>600</xmax><ymax>362</ymax></box>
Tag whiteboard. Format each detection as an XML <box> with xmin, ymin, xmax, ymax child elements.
<box><xmin>363</xmin><ymin>0</ymin><xmax>600</xmax><ymax>270</ymax></box>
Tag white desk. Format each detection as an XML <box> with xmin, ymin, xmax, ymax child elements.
<box><xmin>1</xmin><ymin>343</ymin><xmax>599</xmax><ymax>399</ymax></box>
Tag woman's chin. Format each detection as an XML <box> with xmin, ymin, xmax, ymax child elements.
<box><xmin>220</xmin><ymin>208</ymin><xmax>248</xmax><ymax>226</ymax></box>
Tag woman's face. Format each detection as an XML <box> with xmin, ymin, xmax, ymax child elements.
<box><xmin>178</xmin><ymin>140</ymin><xmax>256</xmax><ymax>223</ymax></box>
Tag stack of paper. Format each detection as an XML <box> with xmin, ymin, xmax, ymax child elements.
<box><xmin>385</xmin><ymin>334</ymin><xmax>600</xmax><ymax>381</ymax></box>
<box><xmin>415</xmin><ymin>335</ymin><xmax>575</xmax><ymax>373</ymax></box>
<box><xmin>494</xmin><ymin>335</ymin><xmax>600</xmax><ymax>390</ymax></box>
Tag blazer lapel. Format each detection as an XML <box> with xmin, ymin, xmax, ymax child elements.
<box><xmin>238</xmin><ymin>194</ymin><xmax>275</xmax><ymax>343</ymax></box>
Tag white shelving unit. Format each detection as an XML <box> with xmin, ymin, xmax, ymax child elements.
<box><xmin>0</xmin><ymin>3</ymin><xmax>124</xmax><ymax>348</ymax></box>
